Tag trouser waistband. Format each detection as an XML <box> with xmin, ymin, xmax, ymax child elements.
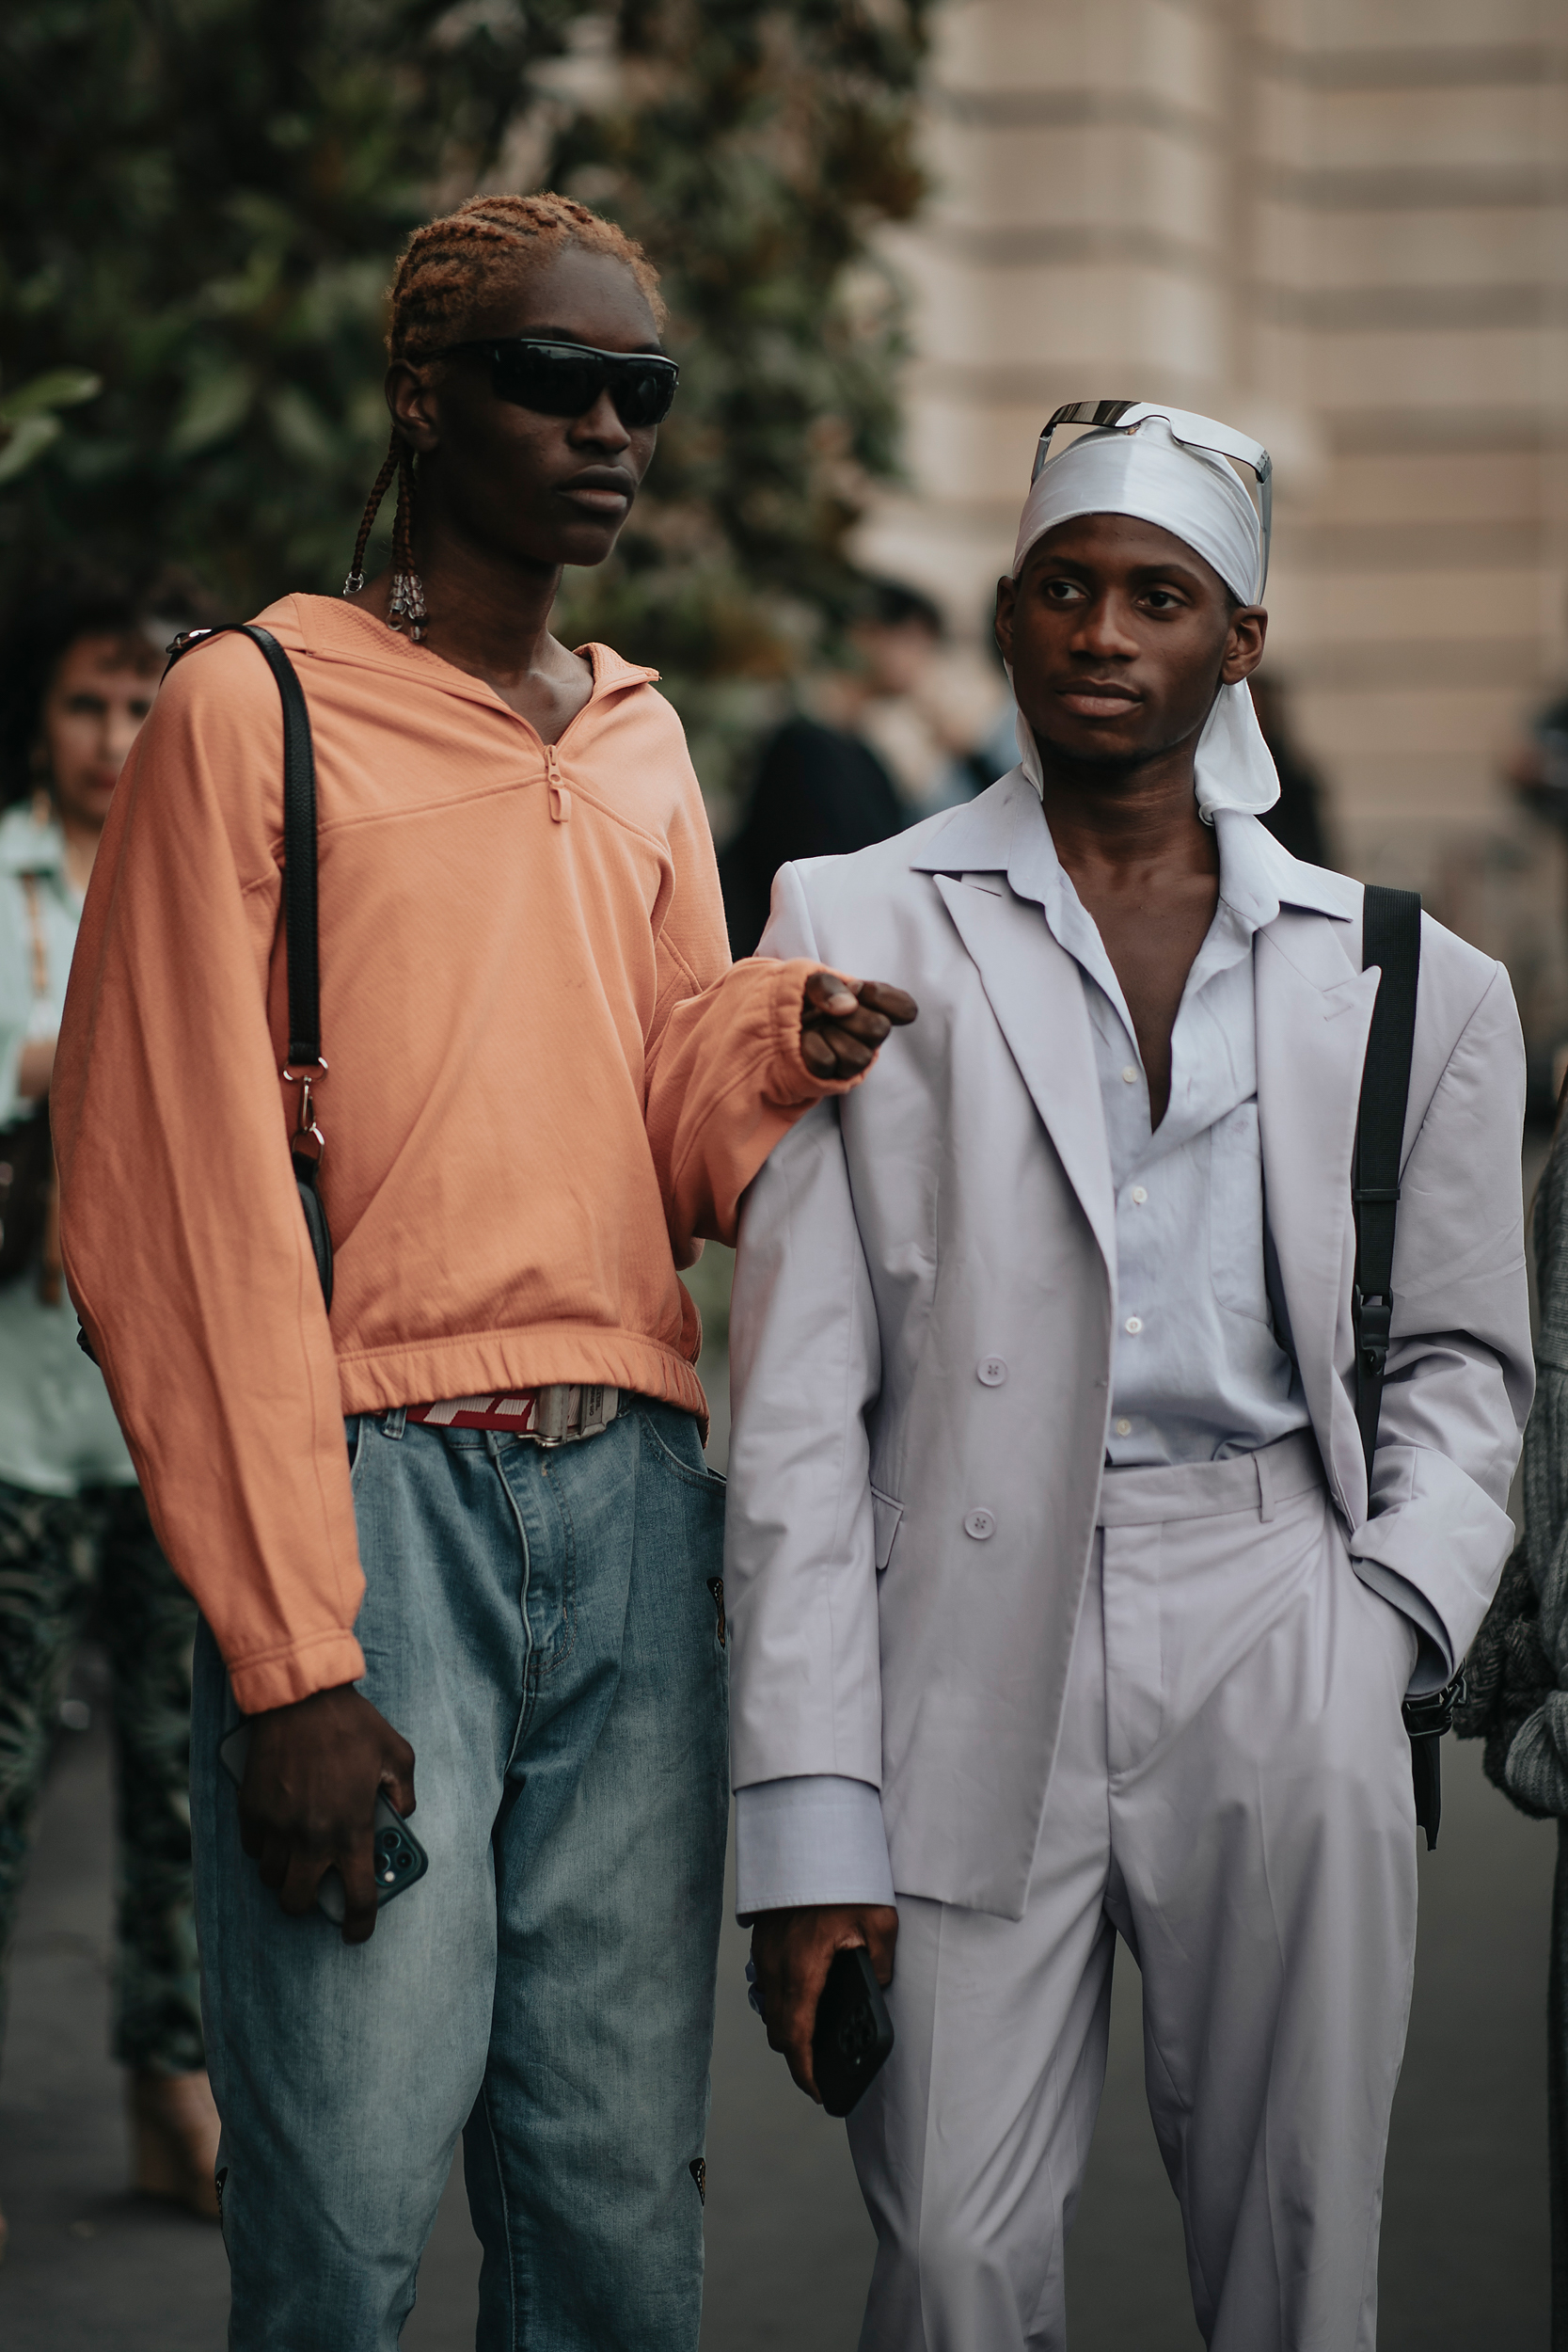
<box><xmin>1096</xmin><ymin>1428</ymin><xmax>1323</xmax><ymax>1529</ymax></box>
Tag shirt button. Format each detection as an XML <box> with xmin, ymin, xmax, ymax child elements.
<box><xmin>1124</xmin><ymin>1315</ymin><xmax>1143</xmax><ymax>1335</ymax></box>
<box><xmin>977</xmin><ymin>1356</ymin><xmax>1007</xmax><ymax>1387</ymax></box>
<box><xmin>964</xmin><ymin>1507</ymin><xmax>996</xmax><ymax>1541</ymax></box>
<box><xmin>1130</xmin><ymin>1185</ymin><xmax>1148</xmax><ymax>1205</ymax></box>
<box><xmin>1115</xmin><ymin>1417</ymin><xmax>1132</xmax><ymax>1437</ymax></box>
<box><xmin>1120</xmin><ymin>1065</ymin><xmax>1139</xmax><ymax>1085</ymax></box>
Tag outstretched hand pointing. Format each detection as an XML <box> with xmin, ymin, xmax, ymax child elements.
<box><xmin>800</xmin><ymin>972</ymin><xmax>917</xmax><ymax>1081</ymax></box>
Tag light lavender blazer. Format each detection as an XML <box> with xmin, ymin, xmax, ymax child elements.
<box><xmin>723</xmin><ymin>774</ymin><xmax>1533</xmax><ymax>1920</ymax></box>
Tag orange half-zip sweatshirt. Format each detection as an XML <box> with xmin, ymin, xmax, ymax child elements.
<box><xmin>54</xmin><ymin>596</ymin><xmax>855</xmax><ymax>1713</ymax></box>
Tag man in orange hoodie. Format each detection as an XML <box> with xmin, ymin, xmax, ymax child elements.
<box><xmin>54</xmin><ymin>193</ymin><xmax>911</xmax><ymax>2351</ymax></box>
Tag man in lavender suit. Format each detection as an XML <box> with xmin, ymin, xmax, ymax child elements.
<box><xmin>724</xmin><ymin>405</ymin><xmax>1531</xmax><ymax>2352</ymax></box>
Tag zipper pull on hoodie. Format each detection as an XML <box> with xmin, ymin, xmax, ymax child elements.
<box><xmin>545</xmin><ymin>743</ymin><xmax>571</xmax><ymax>823</ymax></box>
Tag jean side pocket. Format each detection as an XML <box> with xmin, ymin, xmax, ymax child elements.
<box><xmin>640</xmin><ymin>1404</ymin><xmax>728</xmax><ymax>1494</ymax></box>
<box><xmin>346</xmin><ymin>1414</ymin><xmax>367</xmax><ymax>1487</ymax></box>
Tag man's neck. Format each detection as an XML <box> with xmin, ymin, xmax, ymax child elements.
<box><xmin>356</xmin><ymin>518</ymin><xmax>593</xmax><ymax>741</ymax></box>
<box><xmin>1034</xmin><ymin>736</ymin><xmax>1220</xmax><ymax>1129</ymax></box>
<box><xmin>1035</xmin><ymin>736</ymin><xmax>1215</xmax><ymax>890</ymax></box>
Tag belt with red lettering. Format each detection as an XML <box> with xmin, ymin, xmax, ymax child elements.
<box><xmin>405</xmin><ymin>1385</ymin><xmax>621</xmax><ymax>1443</ymax></box>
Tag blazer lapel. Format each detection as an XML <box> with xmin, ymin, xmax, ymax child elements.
<box><xmin>1256</xmin><ymin>909</ymin><xmax>1379</xmax><ymax>1506</ymax></box>
<box><xmin>918</xmin><ymin>782</ymin><xmax>1117</xmax><ymax>1277</ymax></box>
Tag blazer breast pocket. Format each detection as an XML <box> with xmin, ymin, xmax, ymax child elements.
<box><xmin>871</xmin><ymin>1486</ymin><xmax>904</xmax><ymax>1575</ymax></box>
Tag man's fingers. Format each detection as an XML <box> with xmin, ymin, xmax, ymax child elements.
<box><xmin>803</xmin><ymin>967</ymin><xmax>861</xmax><ymax>1018</ymax></box>
<box><xmin>277</xmin><ymin>1847</ymin><xmax>329</xmax><ymax>1918</ymax></box>
<box><xmin>854</xmin><ymin>980</ymin><xmax>918</xmax><ymax>1026</ymax></box>
<box><xmin>826</xmin><ymin>1006</ymin><xmax>894</xmax><ymax>1048</ymax></box>
<box><xmin>383</xmin><ymin>1746</ymin><xmax>418</xmax><ymax>1818</ymax></box>
<box><xmin>864</xmin><ymin>1907</ymin><xmax>899</xmax><ymax>1985</ymax></box>
<box><xmin>764</xmin><ymin>1987</ymin><xmax>823</xmax><ymax>2104</ymax></box>
<box><xmin>336</xmin><ymin>1844</ymin><xmax>381</xmax><ymax>1946</ymax></box>
<box><xmin>823</xmin><ymin>1031</ymin><xmax>878</xmax><ymax>1071</ymax></box>
<box><xmin>804</xmin><ymin>1029</ymin><xmax>876</xmax><ymax>1078</ymax></box>
<box><xmin>786</xmin><ymin>2034</ymin><xmax>821</xmax><ymax>2104</ymax></box>
<box><xmin>800</xmin><ymin>1030</ymin><xmax>844</xmax><ymax>1077</ymax></box>
<box><xmin>800</xmin><ymin>973</ymin><xmax>917</xmax><ymax>1080</ymax></box>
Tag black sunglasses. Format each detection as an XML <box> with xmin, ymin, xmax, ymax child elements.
<box><xmin>440</xmin><ymin>337</ymin><xmax>679</xmax><ymax>428</ymax></box>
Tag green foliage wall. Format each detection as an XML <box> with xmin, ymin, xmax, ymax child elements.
<box><xmin>0</xmin><ymin>0</ymin><xmax>590</xmax><ymax>602</ymax></box>
<box><xmin>551</xmin><ymin>0</ymin><xmax>930</xmax><ymax>799</ymax></box>
<box><xmin>1</xmin><ymin>0</ymin><xmax>930</xmax><ymax>798</ymax></box>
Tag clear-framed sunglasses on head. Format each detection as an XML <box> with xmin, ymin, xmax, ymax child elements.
<box><xmin>1032</xmin><ymin>401</ymin><xmax>1273</xmax><ymax>591</ymax></box>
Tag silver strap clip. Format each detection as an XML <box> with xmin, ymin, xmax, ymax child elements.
<box><xmin>283</xmin><ymin>1057</ymin><xmax>327</xmax><ymax>1163</ymax></box>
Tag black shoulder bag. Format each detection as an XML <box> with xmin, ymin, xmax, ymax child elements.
<box><xmin>166</xmin><ymin>625</ymin><xmax>333</xmax><ymax>1307</ymax></box>
<box><xmin>1354</xmin><ymin>883</ymin><xmax>1462</xmax><ymax>1850</ymax></box>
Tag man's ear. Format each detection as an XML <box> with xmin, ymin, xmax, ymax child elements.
<box><xmin>386</xmin><ymin>362</ymin><xmax>441</xmax><ymax>458</ymax></box>
<box><xmin>1221</xmin><ymin>604</ymin><xmax>1268</xmax><ymax>686</ymax></box>
<box><xmin>993</xmin><ymin>575</ymin><xmax>1016</xmax><ymax>666</ymax></box>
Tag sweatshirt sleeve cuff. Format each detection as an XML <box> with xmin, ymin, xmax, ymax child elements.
<box><xmin>227</xmin><ymin>1629</ymin><xmax>368</xmax><ymax>1716</ymax></box>
<box><xmin>735</xmin><ymin>1774</ymin><xmax>895</xmax><ymax>1921</ymax></box>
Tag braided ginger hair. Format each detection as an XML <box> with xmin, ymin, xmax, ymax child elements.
<box><xmin>346</xmin><ymin>192</ymin><xmax>665</xmax><ymax>635</ymax></box>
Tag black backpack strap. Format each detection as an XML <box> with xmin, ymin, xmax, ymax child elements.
<box><xmin>166</xmin><ymin>625</ymin><xmax>320</xmax><ymax>1067</ymax></box>
<box><xmin>1354</xmin><ymin>885</ymin><xmax>1420</xmax><ymax>1475</ymax></box>
<box><xmin>164</xmin><ymin>625</ymin><xmax>332</xmax><ymax>1308</ymax></box>
<box><xmin>1355</xmin><ymin>885</ymin><xmax>1463</xmax><ymax>1848</ymax></box>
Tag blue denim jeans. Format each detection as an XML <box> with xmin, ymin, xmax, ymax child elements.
<box><xmin>189</xmin><ymin>1401</ymin><xmax>729</xmax><ymax>2350</ymax></box>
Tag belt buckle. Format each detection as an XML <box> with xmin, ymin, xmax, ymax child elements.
<box><xmin>531</xmin><ymin>1384</ymin><xmax>617</xmax><ymax>1446</ymax></box>
<box><xmin>532</xmin><ymin>1386</ymin><xmax>574</xmax><ymax>1447</ymax></box>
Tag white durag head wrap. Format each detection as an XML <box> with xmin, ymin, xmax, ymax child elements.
<box><xmin>1009</xmin><ymin>416</ymin><xmax>1278</xmax><ymax>819</ymax></box>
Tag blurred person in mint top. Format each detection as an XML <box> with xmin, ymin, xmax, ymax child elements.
<box><xmin>0</xmin><ymin>572</ymin><xmax>222</xmax><ymax>2253</ymax></box>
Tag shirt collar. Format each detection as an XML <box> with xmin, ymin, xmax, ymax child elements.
<box><xmin>1212</xmin><ymin>806</ymin><xmax>1352</xmax><ymax>926</ymax></box>
<box><xmin>0</xmin><ymin>803</ymin><xmax>68</xmax><ymax>882</ymax></box>
<box><xmin>911</xmin><ymin>772</ymin><xmax>1354</xmax><ymax>930</ymax></box>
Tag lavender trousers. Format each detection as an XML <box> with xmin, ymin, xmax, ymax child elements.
<box><xmin>848</xmin><ymin>1431</ymin><xmax>1419</xmax><ymax>2352</ymax></box>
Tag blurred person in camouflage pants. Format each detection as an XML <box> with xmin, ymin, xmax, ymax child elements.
<box><xmin>0</xmin><ymin>572</ymin><xmax>218</xmax><ymax>2255</ymax></box>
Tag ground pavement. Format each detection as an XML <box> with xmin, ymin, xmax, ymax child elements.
<box><xmin>0</xmin><ymin>1237</ymin><xmax>1558</xmax><ymax>2346</ymax></box>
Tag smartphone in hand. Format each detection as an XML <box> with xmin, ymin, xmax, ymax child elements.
<box><xmin>812</xmin><ymin>1947</ymin><xmax>895</xmax><ymax>2117</ymax></box>
<box><xmin>217</xmin><ymin>1723</ymin><xmax>428</xmax><ymax>1923</ymax></box>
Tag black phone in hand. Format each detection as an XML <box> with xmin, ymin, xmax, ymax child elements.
<box><xmin>812</xmin><ymin>1947</ymin><xmax>895</xmax><ymax>2118</ymax></box>
<box><xmin>217</xmin><ymin>1723</ymin><xmax>428</xmax><ymax>1923</ymax></box>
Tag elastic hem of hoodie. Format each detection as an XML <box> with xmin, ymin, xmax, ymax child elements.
<box><xmin>333</xmin><ymin>1324</ymin><xmax>710</xmax><ymax>1440</ymax></box>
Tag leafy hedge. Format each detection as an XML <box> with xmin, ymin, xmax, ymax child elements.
<box><xmin>1</xmin><ymin>0</ymin><xmax>929</xmax><ymax>800</ymax></box>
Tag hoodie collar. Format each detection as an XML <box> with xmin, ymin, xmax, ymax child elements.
<box><xmin>271</xmin><ymin>595</ymin><xmax>659</xmax><ymax>715</ymax></box>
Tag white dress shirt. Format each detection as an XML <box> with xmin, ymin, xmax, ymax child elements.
<box><xmin>735</xmin><ymin>812</ymin><xmax>1446</xmax><ymax>1919</ymax></box>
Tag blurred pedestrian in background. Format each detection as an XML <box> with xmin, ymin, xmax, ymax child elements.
<box><xmin>1505</xmin><ymin>675</ymin><xmax>1568</xmax><ymax>824</ymax></box>
<box><xmin>0</xmin><ymin>571</ymin><xmax>219</xmax><ymax>2257</ymax></box>
<box><xmin>721</xmin><ymin>580</ymin><xmax>946</xmax><ymax>954</ymax></box>
<box><xmin>1459</xmin><ymin>1092</ymin><xmax>1568</xmax><ymax>2346</ymax></box>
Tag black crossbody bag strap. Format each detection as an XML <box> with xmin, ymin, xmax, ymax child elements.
<box><xmin>165</xmin><ymin>625</ymin><xmax>333</xmax><ymax>1308</ymax></box>
<box><xmin>1355</xmin><ymin>884</ymin><xmax>1457</xmax><ymax>1849</ymax></box>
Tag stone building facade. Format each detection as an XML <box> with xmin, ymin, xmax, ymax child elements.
<box><xmin>856</xmin><ymin>0</ymin><xmax>1568</xmax><ymax>1041</ymax></box>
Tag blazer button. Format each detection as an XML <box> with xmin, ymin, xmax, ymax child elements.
<box><xmin>964</xmin><ymin>1507</ymin><xmax>996</xmax><ymax>1541</ymax></box>
<box><xmin>977</xmin><ymin>1356</ymin><xmax>1007</xmax><ymax>1387</ymax></box>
